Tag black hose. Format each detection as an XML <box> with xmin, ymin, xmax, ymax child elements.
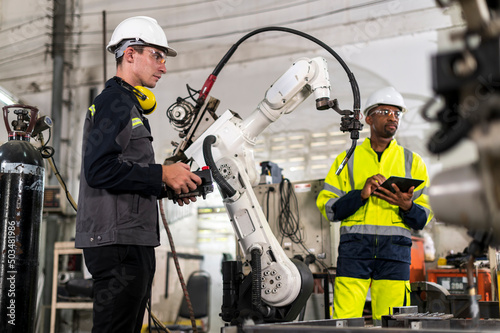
<box><xmin>211</xmin><ymin>26</ymin><xmax>361</xmax><ymax>113</ymax></box>
<box><xmin>202</xmin><ymin>135</ymin><xmax>237</xmax><ymax>197</ymax></box>
<box><xmin>251</xmin><ymin>248</ymin><xmax>262</xmax><ymax>309</ymax></box>
<box><xmin>335</xmin><ymin>139</ymin><xmax>356</xmax><ymax>175</ymax></box>
<box><xmin>426</xmin><ymin>108</ymin><xmax>472</xmax><ymax>154</ymax></box>
<box><xmin>251</xmin><ymin>248</ymin><xmax>270</xmax><ymax>317</ymax></box>
<box><xmin>204</xmin><ymin>27</ymin><xmax>362</xmax><ymax>175</ymax></box>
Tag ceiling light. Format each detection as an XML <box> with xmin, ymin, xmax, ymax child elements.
<box><xmin>311</xmin><ymin>164</ymin><xmax>328</xmax><ymax>169</ymax></box>
<box><xmin>329</xmin><ymin>140</ymin><xmax>347</xmax><ymax>145</ymax></box>
<box><xmin>0</xmin><ymin>86</ymin><xmax>19</xmax><ymax>105</ymax></box>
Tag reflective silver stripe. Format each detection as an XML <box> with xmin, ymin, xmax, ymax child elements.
<box><xmin>132</xmin><ymin>117</ymin><xmax>143</xmax><ymax>127</ymax></box>
<box><xmin>1</xmin><ymin>162</ymin><xmax>44</xmax><ymax>175</ymax></box>
<box><xmin>325</xmin><ymin>197</ymin><xmax>339</xmax><ymax>221</ymax></box>
<box><xmin>413</xmin><ymin>183</ymin><xmax>428</xmax><ymax>199</ymax></box>
<box><xmin>347</xmin><ymin>149</ymin><xmax>355</xmax><ymax>190</ymax></box>
<box><xmin>323</xmin><ymin>182</ymin><xmax>345</xmax><ymax>197</ymax></box>
<box><xmin>422</xmin><ymin>205</ymin><xmax>431</xmax><ymax>220</ymax></box>
<box><xmin>340</xmin><ymin>224</ymin><xmax>412</xmax><ymax>238</ymax></box>
<box><xmin>404</xmin><ymin>148</ymin><xmax>413</xmax><ymax>178</ymax></box>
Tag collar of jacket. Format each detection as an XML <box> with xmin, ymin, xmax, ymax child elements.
<box><xmin>363</xmin><ymin>137</ymin><xmax>398</xmax><ymax>153</ymax></box>
<box><xmin>107</xmin><ymin>76</ymin><xmax>146</xmax><ymax>114</ymax></box>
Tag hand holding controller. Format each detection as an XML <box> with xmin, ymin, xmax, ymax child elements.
<box><xmin>159</xmin><ymin>167</ymin><xmax>214</xmax><ymax>202</ymax></box>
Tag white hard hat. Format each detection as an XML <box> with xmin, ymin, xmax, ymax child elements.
<box><xmin>363</xmin><ymin>86</ymin><xmax>407</xmax><ymax>116</ymax></box>
<box><xmin>107</xmin><ymin>16</ymin><xmax>177</xmax><ymax>58</ymax></box>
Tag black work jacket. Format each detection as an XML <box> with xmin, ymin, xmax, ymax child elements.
<box><xmin>75</xmin><ymin>77</ymin><xmax>162</xmax><ymax>248</ymax></box>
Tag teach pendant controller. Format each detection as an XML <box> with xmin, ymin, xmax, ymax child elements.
<box><xmin>159</xmin><ymin>167</ymin><xmax>214</xmax><ymax>202</ymax></box>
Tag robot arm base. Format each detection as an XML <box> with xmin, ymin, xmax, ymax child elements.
<box><xmin>221</xmin><ymin>258</ymin><xmax>313</xmax><ymax>326</ymax></box>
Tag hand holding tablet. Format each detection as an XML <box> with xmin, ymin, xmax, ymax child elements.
<box><xmin>375</xmin><ymin>176</ymin><xmax>423</xmax><ymax>194</ymax></box>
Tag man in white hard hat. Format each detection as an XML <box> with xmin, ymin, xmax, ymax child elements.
<box><xmin>317</xmin><ymin>86</ymin><xmax>433</xmax><ymax>325</ymax></box>
<box><xmin>75</xmin><ymin>16</ymin><xmax>201</xmax><ymax>332</ymax></box>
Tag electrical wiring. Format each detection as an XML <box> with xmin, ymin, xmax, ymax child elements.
<box><xmin>76</xmin><ymin>0</ymin><xmax>219</xmax><ymax>17</ymax></box>
<box><xmin>0</xmin><ymin>49</ymin><xmax>48</xmax><ymax>67</ymax></box>
<box><xmin>61</xmin><ymin>0</ymin><xmax>322</xmax><ymax>32</ymax></box>
<box><xmin>162</xmin><ymin>0</ymin><xmax>320</xmax><ymax>29</ymax></box>
<box><xmin>0</xmin><ymin>70</ymin><xmax>54</xmax><ymax>83</ymax></box>
<box><xmin>262</xmin><ymin>181</ymin><xmax>327</xmax><ymax>266</ymax></box>
<box><xmin>146</xmin><ymin>299</ymin><xmax>172</xmax><ymax>333</ymax></box>
<box><xmin>264</xmin><ymin>186</ymin><xmax>274</xmax><ymax>221</ymax></box>
<box><xmin>24</xmin><ymin>0</ymin><xmax>390</xmax><ymax>39</ymax></box>
<box><xmin>38</xmin><ymin>129</ymin><xmax>78</xmax><ymax>212</ymax></box>
<box><xmin>275</xmin><ymin>177</ymin><xmax>335</xmax><ymax>299</ymax></box>
<box><xmin>164</xmin><ymin>0</ymin><xmax>394</xmax><ymax>44</ymax></box>
<box><xmin>278</xmin><ymin>178</ymin><xmax>303</xmax><ymax>245</ymax></box>
<box><xmin>277</xmin><ymin>179</ymin><xmax>326</xmax><ymax>266</ymax></box>
<box><xmin>1</xmin><ymin>32</ymin><xmax>50</xmax><ymax>51</ymax></box>
<box><xmin>0</xmin><ymin>1</ymin><xmax>399</xmax><ymax>75</ymax></box>
<box><xmin>0</xmin><ymin>16</ymin><xmax>50</xmax><ymax>34</ymax></box>
<box><xmin>146</xmin><ymin>0</ymin><xmax>323</xmax><ymax>31</ymax></box>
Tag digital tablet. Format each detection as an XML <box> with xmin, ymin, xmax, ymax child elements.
<box><xmin>376</xmin><ymin>176</ymin><xmax>424</xmax><ymax>194</ymax></box>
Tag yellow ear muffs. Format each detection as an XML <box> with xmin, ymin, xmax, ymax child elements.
<box><xmin>134</xmin><ymin>86</ymin><xmax>157</xmax><ymax>115</ymax></box>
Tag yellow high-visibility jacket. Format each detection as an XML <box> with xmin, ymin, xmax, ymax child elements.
<box><xmin>317</xmin><ymin>138</ymin><xmax>433</xmax><ymax>263</ymax></box>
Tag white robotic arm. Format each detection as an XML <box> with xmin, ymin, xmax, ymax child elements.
<box><xmin>240</xmin><ymin>57</ymin><xmax>330</xmax><ymax>144</ymax></box>
<box><xmin>184</xmin><ymin>57</ymin><xmax>330</xmax><ymax>313</ymax></box>
<box><xmin>187</xmin><ymin>57</ymin><xmax>330</xmax><ymax>186</ymax></box>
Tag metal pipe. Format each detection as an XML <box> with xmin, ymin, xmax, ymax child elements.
<box><xmin>50</xmin><ymin>0</ymin><xmax>66</xmax><ymax>177</ymax></box>
<box><xmin>102</xmin><ymin>11</ymin><xmax>107</xmax><ymax>84</ymax></box>
<box><xmin>466</xmin><ymin>255</ymin><xmax>480</xmax><ymax>328</ymax></box>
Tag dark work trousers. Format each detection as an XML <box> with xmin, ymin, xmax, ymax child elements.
<box><xmin>83</xmin><ymin>244</ymin><xmax>156</xmax><ymax>333</ymax></box>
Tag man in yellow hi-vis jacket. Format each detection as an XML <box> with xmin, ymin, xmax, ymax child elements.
<box><xmin>317</xmin><ymin>86</ymin><xmax>433</xmax><ymax>325</ymax></box>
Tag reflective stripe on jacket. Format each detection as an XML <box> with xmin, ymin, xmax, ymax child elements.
<box><xmin>316</xmin><ymin>138</ymin><xmax>433</xmax><ymax>263</ymax></box>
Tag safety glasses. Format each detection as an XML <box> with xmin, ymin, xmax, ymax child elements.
<box><xmin>370</xmin><ymin>109</ymin><xmax>403</xmax><ymax>119</ymax></box>
<box><xmin>146</xmin><ymin>48</ymin><xmax>167</xmax><ymax>65</ymax></box>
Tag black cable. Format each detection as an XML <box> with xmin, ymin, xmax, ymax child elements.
<box><xmin>38</xmin><ymin>145</ymin><xmax>54</xmax><ymax>159</ymax></box>
<box><xmin>166</xmin><ymin>97</ymin><xmax>196</xmax><ymax>131</ymax></box>
<box><xmin>74</xmin><ymin>0</ymin><xmax>219</xmax><ymax>17</ymax></box>
<box><xmin>0</xmin><ymin>16</ymin><xmax>49</xmax><ymax>34</ymax></box>
<box><xmin>0</xmin><ymin>49</ymin><xmax>47</xmax><ymax>67</ymax></box>
<box><xmin>265</xmin><ymin>187</ymin><xmax>273</xmax><ymax>221</ymax></box>
<box><xmin>203</xmin><ymin>135</ymin><xmax>237</xmax><ymax>197</ymax></box>
<box><xmin>146</xmin><ymin>301</ymin><xmax>169</xmax><ymax>332</ymax></box>
<box><xmin>186</xmin><ymin>84</ymin><xmax>200</xmax><ymax>103</ymax></box>
<box><xmin>159</xmin><ymin>0</ymin><xmax>323</xmax><ymax>31</ymax></box>
<box><xmin>251</xmin><ymin>248</ymin><xmax>271</xmax><ymax>317</ymax></box>
<box><xmin>38</xmin><ymin>129</ymin><xmax>78</xmax><ymax>212</ymax></box>
<box><xmin>210</xmin><ymin>26</ymin><xmax>361</xmax><ymax>113</ymax></box>
<box><xmin>278</xmin><ymin>178</ymin><xmax>303</xmax><ymax>244</ymax></box>
<box><xmin>1</xmin><ymin>32</ymin><xmax>49</xmax><ymax>51</ymax></box>
<box><xmin>192</xmin><ymin>26</ymin><xmax>361</xmax><ymax>175</ymax></box>
<box><xmin>72</xmin><ymin>0</ymin><xmax>390</xmax><ymax>43</ymax></box>
<box><xmin>276</xmin><ymin>178</ymin><xmax>334</xmax><ymax>284</ymax></box>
